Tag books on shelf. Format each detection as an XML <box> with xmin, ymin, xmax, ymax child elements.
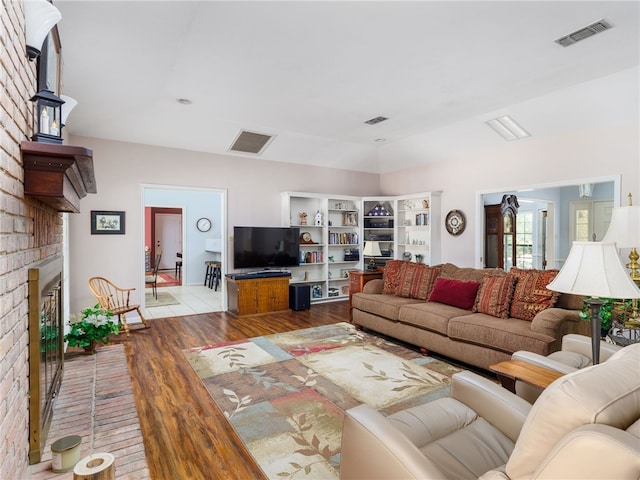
<box><xmin>328</xmin><ymin>231</ymin><xmax>359</xmax><ymax>245</ymax></box>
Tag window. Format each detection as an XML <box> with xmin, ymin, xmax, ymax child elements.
<box><xmin>516</xmin><ymin>211</ymin><xmax>533</xmax><ymax>268</ymax></box>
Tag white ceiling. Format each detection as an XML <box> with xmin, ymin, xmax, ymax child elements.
<box><xmin>54</xmin><ymin>1</ymin><xmax>640</xmax><ymax>174</ymax></box>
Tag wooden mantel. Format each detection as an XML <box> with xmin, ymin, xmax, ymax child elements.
<box><xmin>21</xmin><ymin>141</ymin><xmax>97</xmax><ymax>213</ymax></box>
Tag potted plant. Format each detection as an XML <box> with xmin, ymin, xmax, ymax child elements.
<box><xmin>579</xmin><ymin>297</ymin><xmax>633</xmax><ymax>336</ymax></box>
<box><xmin>65</xmin><ymin>304</ymin><xmax>119</xmax><ymax>354</ymax></box>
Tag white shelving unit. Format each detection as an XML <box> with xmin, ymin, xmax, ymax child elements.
<box><xmin>362</xmin><ymin>197</ymin><xmax>396</xmax><ymax>269</ymax></box>
<box><xmin>396</xmin><ymin>192</ymin><xmax>442</xmax><ymax>265</ymax></box>
<box><xmin>282</xmin><ymin>191</ymin><xmax>441</xmax><ymax>303</ymax></box>
<box><xmin>282</xmin><ymin>192</ymin><xmax>362</xmax><ymax>303</ymax></box>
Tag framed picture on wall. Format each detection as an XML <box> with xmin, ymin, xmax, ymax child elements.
<box><xmin>91</xmin><ymin>211</ymin><xmax>125</xmax><ymax>235</ymax></box>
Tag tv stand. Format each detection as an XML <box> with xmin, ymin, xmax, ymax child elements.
<box><xmin>226</xmin><ymin>275</ymin><xmax>290</xmax><ymax>317</ymax></box>
<box><xmin>226</xmin><ymin>270</ymin><xmax>291</xmax><ymax>280</ymax></box>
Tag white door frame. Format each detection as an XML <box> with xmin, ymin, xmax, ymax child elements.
<box><xmin>141</xmin><ymin>184</ymin><xmax>227</xmax><ymax>311</ymax></box>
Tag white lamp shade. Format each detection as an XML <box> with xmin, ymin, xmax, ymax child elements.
<box><xmin>363</xmin><ymin>241</ymin><xmax>382</xmax><ymax>257</ymax></box>
<box><xmin>60</xmin><ymin>95</ymin><xmax>78</xmax><ymax>125</ymax></box>
<box><xmin>24</xmin><ymin>0</ymin><xmax>62</xmax><ymax>59</ymax></box>
<box><xmin>547</xmin><ymin>242</ymin><xmax>640</xmax><ymax>299</ymax></box>
<box><xmin>602</xmin><ymin>205</ymin><xmax>640</xmax><ymax>249</ymax></box>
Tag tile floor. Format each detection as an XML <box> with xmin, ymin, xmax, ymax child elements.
<box><xmin>142</xmin><ymin>284</ymin><xmax>223</xmax><ymax>319</ymax></box>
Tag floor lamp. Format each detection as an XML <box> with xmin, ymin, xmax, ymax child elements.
<box><xmin>547</xmin><ymin>241</ymin><xmax>640</xmax><ymax>364</ymax></box>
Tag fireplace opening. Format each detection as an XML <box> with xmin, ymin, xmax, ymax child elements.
<box><xmin>28</xmin><ymin>255</ymin><xmax>64</xmax><ymax>464</ymax></box>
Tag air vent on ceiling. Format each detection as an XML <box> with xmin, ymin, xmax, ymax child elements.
<box><xmin>229</xmin><ymin>130</ymin><xmax>274</xmax><ymax>155</ymax></box>
<box><xmin>554</xmin><ymin>19</ymin><xmax>613</xmax><ymax>47</ymax></box>
<box><xmin>364</xmin><ymin>116</ymin><xmax>389</xmax><ymax>125</ymax></box>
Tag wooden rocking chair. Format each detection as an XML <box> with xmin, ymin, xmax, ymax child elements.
<box><xmin>88</xmin><ymin>276</ymin><xmax>150</xmax><ymax>336</ymax></box>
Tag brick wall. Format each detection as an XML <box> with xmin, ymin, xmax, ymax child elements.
<box><xmin>1</xmin><ymin>1</ymin><xmax>63</xmax><ymax>477</ymax></box>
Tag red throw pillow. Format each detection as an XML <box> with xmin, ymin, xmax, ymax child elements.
<box><xmin>509</xmin><ymin>268</ymin><xmax>560</xmax><ymax>321</ymax></box>
<box><xmin>428</xmin><ymin>277</ymin><xmax>480</xmax><ymax>310</ymax></box>
<box><xmin>382</xmin><ymin>260</ymin><xmax>405</xmax><ymax>294</ymax></box>
<box><xmin>473</xmin><ymin>273</ymin><xmax>517</xmax><ymax>318</ymax></box>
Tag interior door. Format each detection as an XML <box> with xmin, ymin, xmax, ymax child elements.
<box><xmin>155</xmin><ymin>213</ymin><xmax>182</xmax><ymax>270</ymax></box>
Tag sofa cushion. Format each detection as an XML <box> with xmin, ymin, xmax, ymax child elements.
<box><xmin>399</xmin><ymin>302</ymin><xmax>475</xmax><ymax>335</ymax></box>
<box><xmin>473</xmin><ymin>273</ymin><xmax>517</xmax><ymax>319</ymax></box>
<box><xmin>439</xmin><ymin>263</ymin><xmax>506</xmax><ymax>283</ymax></box>
<box><xmin>429</xmin><ymin>278</ymin><xmax>480</xmax><ymax>311</ymax></box>
<box><xmin>448</xmin><ymin>314</ymin><xmax>555</xmax><ymax>355</ymax></box>
<box><xmin>382</xmin><ymin>260</ymin><xmax>406</xmax><ymax>294</ymax></box>
<box><xmin>388</xmin><ymin>397</ymin><xmax>514</xmax><ymax>479</ymax></box>
<box><xmin>396</xmin><ymin>263</ymin><xmax>441</xmax><ymax>300</ymax></box>
<box><xmin>509</xmin><ymin>268</ymin><xmax>560</xmax><ymax>321</ymax></box>
<box><xmin>352</xmin><ymin>292</ymin><xmax>422</xmax><ymax>321</ymax></box>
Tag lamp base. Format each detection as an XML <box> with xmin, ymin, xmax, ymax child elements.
<box><xmin>585</xmin><ymin>297</ymin><xmax>606</xmax><ymax>365</ymax></box>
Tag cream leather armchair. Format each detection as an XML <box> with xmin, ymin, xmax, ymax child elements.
<box><xmin>511</xmin><ymin>334</ymin><xmax>622</xmax><ymax>403</ymax></box>
<box><xmin>340</xmin><ymin>343</ymin><xmax>640</xmax><ymax>480</ymax></box>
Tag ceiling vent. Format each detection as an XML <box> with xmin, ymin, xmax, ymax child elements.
<box><xmin>364</xmin><ymin>116</ymin><xmax>389</xmax><ymax>125</ymax></box>
<box><xmin>229</xmin><ymin>130</ymin><xmax>274</xmax><ymax>155</ymax></box>
<box><xmin>554</xmin><ymin>19</ymin><xmax>613</xmax><ymax>47</ymax></box>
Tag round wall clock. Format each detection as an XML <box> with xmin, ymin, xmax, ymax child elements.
<box><xmin>445</xmin><ymin>210</ymin><xmax>466</xmax><ymax>236</ymax></box>
<box><xmin>196</xmin><ymin>217</ymin><xmax>212</xmax><ymax>232</ymax></box>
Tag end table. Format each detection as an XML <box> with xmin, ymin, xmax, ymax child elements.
<box><xmin>348</xmin><ymin>270</ymin><xmax>383</xmax><ymax>320</ymax></box>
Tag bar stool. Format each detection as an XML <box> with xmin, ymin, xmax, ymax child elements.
<box><xmin>204</xmin><ymin>261</ymin><xmax>221</xmax><ymax>291</ymax></box>
<box><xmin>175</xmin><ymin>253</ymin><xmax>182</xmax><ymax>279</ymax></box>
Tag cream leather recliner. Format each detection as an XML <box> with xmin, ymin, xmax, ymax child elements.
<box><xmin>511</xmin><ymin>333</ymin><xmax>622</xmax><ymax>403</ymax></box>
<box><xmin>340</xmin><ymin>343</ymin><xmax>640</xmax><ymax>480</ymax></box>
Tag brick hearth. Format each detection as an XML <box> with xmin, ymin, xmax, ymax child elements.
<box><xmin>29</xmin><ymin>344</ymin><xmax>149</xmax><ymax>479</ymax></box>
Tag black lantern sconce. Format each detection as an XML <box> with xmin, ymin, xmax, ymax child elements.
<box><xmin>31</xmin><ymin>89</ymin><xmax>64</xmax><ymax>144</ymax></box>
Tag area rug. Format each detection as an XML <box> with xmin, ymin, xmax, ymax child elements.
<box><xmin>156</xmin><ymin>271</ymin><xmax>181</xmax><ymax>287</ymax></box>
<box><xmin>145</xmin><ymin>291</ymin><xmax>180</xmax><ymax>307</ymax></box>
<box><xmin>183</xmin><ymin>322</ymin><xmax>461</xmax><ymax>479</ymax></box>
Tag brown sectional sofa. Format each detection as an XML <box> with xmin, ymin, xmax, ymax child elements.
<box><xmin>351</xmin><ymin>262</ymin><xmax>590</xmax><ymax>370</ymax></box>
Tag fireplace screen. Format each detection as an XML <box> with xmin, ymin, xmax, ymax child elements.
<box><xmin>28</xmin><ymin>255</ymin><xmax>64</xmax><ymax>464</ymax></box>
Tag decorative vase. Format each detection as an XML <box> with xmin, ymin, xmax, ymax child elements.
<box><xmin>83</xmin><ymin>341</ymin><xmax>97</xmax><ymax>355</ymax></box>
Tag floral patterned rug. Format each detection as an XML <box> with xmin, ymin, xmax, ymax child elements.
<box><xmin>183</xmin><ymin>322</ymin><xmax>461</xmax><ymax>479</ymax></box>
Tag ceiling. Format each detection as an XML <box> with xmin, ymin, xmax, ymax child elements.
<box><xmin>54</xmin><ymin>1</ymin><xmax>639</xmax><ymax>174</ymax></box>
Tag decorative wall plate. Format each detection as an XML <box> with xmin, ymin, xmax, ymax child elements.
<box><xmin>445</xmin><ymin>210</ymin><xmax>466</xmax><ymax>236</ymax></box>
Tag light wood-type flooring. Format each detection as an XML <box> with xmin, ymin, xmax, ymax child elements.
<box><xmin>112</xmin><ymin>301</ymin><xmax>350</xmax><ymax>479</ymax></box>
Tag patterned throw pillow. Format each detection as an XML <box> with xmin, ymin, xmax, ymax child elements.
<box><xmin>509</xmin><ymin>267</ymin><xmax>560</xmax><ymax>321</ymax></box>
<box><xmin>396</xmin><ymin>264</ymin><xmax>441</xmax><ymax>299</ymax></box>
<box><xmin>428</xmin><ymin>277</ymin><xmax>480</xmax><ymax>310</ymax></box>
<box><xmin>382</xmin><ymin>260</ymin><xmax>405</xmax><ymax>294</ymax></box>
<box><xmin>473</xmin><ymin>273</ymin><xmax>517</xmax><ymax>318</ymax></box>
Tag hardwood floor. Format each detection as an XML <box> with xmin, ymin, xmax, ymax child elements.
<box><xmin>112</xmin><ymin>302</ymin><xmax>350</xmax><ymax>480</ymax></box>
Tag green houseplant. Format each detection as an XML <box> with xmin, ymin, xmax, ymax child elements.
<box><xmin>579</xmin><ymin>297</ymin><xmax>633</xmax><ymax>335</ymax></box>
<box><xmin>65</xmin><ymin>304</ymin><xmax>119</xmax><ymax>353</ymax></box>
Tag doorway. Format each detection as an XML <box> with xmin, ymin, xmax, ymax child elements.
<box><xmin>142</xmin><ymin>184</ymin><xmax>227</xmax><ymax>316</ymax></box>
<box><xmin>476</xmin><ymin>177</ymin><xmax>619</xmax><ymax>269</ymax></box>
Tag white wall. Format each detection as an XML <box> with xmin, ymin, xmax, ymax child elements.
<box><xmin>380</xmin><ymin>125</ymin><xmax>638</xmax><ymax>267</ymax></box>
<box><xmin>68</xmin><ymin>120</ymin><xmax>638</xmax><ymax>314</ymax></box>
<box><xmin>67</xmin><ymin>136</ymin><xmax>379</xmax><ymax>314</ymax></box>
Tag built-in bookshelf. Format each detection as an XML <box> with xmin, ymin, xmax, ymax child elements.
<box><xmin>282</xmin><ymin>191</ymin><xmax>441</xmax><ymax>303</ymax></box>
<box><xmin>282</xmin><ymin>193</ymin><xmax>362</xmax><ymax>303</ymax></box>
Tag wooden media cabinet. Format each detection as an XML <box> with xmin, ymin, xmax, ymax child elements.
<box><xmin>226</xmin><ymin>276</ymin><xmax>290</xmax><ymax>317</ymax></box>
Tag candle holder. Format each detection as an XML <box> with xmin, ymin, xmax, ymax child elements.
<box><xmin>31</xmin><ymin>90</ymin><xmax>64</xmax><ymax>144</ymax></box>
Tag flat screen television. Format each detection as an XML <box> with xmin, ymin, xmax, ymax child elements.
<box><xmin>233</xmin><ymin>226</ymin><xmax>300</xmax><ymax>270</ymax></box>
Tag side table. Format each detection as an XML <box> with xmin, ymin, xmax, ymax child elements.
<box><xmin>348</xmin><ymin>270</ymin><xmax>383</xmax><ymax>320</ymax></box>
<box><xmin>489</xmin><ymin>359</ymin><xmax>564</xmax><ymax>394</ymax></box>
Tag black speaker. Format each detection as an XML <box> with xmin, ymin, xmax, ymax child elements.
<box><xmin>289</xmin><ymin>284</ymin><xmax>310</xmax><ymax>311</ymax></box>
